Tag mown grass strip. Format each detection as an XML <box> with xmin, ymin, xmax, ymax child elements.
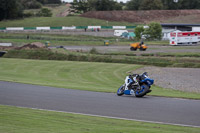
<box><xmin>141</xmin><ymin>52</ymin><xmax>200</xmax><ymax>57</ymax></box>
<box><xmin>0</xmin><ymin>105</ymin><xmax>199</xmax><ymax>133</ymax></box>
<box><xmin>0</xmin><ymin>58</ymin><xmax>141</xmax><ymax>92</ymax></box>
<box><xmin>0</xmin><ymin>16</ymin><xmax>133</xmax><ymax>27</ymax></box>
<box><xmin>0</xmin><ymin>58</ymin><xmax>199</xmax><ymax>99</ymax></box>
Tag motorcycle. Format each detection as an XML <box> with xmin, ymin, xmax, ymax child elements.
<box><xmin>117</xmin><ymin>72</ymin><xmax>154</xmax><ymax>97</ymax></box>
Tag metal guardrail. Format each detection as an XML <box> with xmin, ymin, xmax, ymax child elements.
<box><xmin>0</xmin><ymin>26</ymin><xmax>136</xmax><ymax>31</ymax></box>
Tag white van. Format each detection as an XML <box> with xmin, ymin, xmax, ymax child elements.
<box><xmin>114</xmin><ymin>30</ymin><xmax>128</xmax><ymax>37</ymax></box>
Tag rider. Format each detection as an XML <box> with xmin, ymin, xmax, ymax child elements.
<box><xmin>127</xmin><ymin>73</ymin><xmax>152</xmax><ymax>93</ymax></box>
<box><xmin>127</xmin><ymin>74</ymin><xmax>140</xmax><ymax>90</ymax></box>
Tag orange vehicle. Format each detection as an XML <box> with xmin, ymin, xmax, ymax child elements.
<box><xmin>130</xmin><ymin>42</ymin><xmax>147</xmax><ymax>51</ymax></box>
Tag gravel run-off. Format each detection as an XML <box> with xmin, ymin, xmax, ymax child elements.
<box><xmin>136</xmin><ymin>67</ymin><xmax>200</xmax><ymax>93</ymax></box>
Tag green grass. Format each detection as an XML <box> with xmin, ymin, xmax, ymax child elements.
<box><xmin>0</xmin><ymin>32</ymin><xmax>171</xmax><ymax>47</ymax></box>
<box><xmin>0</xmin><ymin>58</ymin><xmax>199</xmax><ymax>99</ymax></box>
<box><xmin>44</xmin><ymin>4</ymin><xmax>70</xmax><ymax>17</ymax></box>
<box><xmin>1</xmin><ymin>105</ymin><xmax>199</xmax><ymax>133</ymax></box>
<box><xmin>0</xmin><ymin>32</ymin><xmax>131</xmax><ymax>46</ymax></box>
<box><xmin>142</xmin><ymin>52</ymin><xmax>200</xmax><ymax>57</ymax></box>
<box><xmin>145</xmin><ymin>41</ymin><xmax>169</xmax><ymax>45</ymax></box>
<box><xmin>0</xmin><ymin>16</ymin><xmax>133</xmax><ymax>27</ymax></box>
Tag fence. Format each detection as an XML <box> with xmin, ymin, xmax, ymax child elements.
<box><xmin>0</xmin><ymin>26</ymin><xmax>136</xmax><ymax>31</ymax></box>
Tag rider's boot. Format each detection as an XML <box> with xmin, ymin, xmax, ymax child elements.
<box><xmin>146</xmin><ymin>89</ymin><xmax>152</xmax><ymax>93</ymax></box>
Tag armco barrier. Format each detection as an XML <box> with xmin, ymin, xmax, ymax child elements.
<box><xmin>101</xmin><ymin>26</ymin><xmax>112</xmax><ymax>29</ymax></box>
<box><xmin>50</xmin><ymin>27</ymin><xmax>62</xmax><ymax>30</ymax></box>
<box><xmin>0</xmin><ymin>26</ymin><xmax>136</xmax><ymax>31</ymax></box>
<box><xmin>126</xmin><ymin>26</ymin><xmax>136</xmax><ymax>29</ymax></box>
<box><xmin>36</xmin><ymin>27</ymin><xmax>50</xmax><ymax>30</ymax></box>
<box><xmin>88</xmin><ymin>26</ymin><xmax>101</xmax><ymax>29</ymax></box>
<box><xmin>0</xmin><ymin>27</ymin><xmax>6</xmax><ymax>30</ymax></box>
<box><xmin>76</xmin><ymin>26</ymin><xmax>88</xmax><ymax>29</ymax></box>
<box><xmin>24</xmin><ymin>27</ymin><xmax>36</xmax><ymax>30</ymax></box>
<box><xmin>6</xmin><ymin>27</ymin><xmax>24</xmax><ymax>30</ymax></box>
<box><xmin>113</xmin><ymin>26</ymin><xmax>126</xmax><ymax>29</ymax></box>
<box><xmin>62</xmin><ymin>26</ymin><xmax>76</xmax><ymax>30</ymax></box>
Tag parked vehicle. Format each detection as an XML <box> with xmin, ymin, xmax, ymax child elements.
<box><xmin>114</xmin><ymin>30</ymin><xmax>128</xmax><ymax>37</ymax></box>
<box><xmin>117</xmin><ymin>72</ymin><xmax>154</xmax><ymax>97</ymax></box>
<box><xmin>169</xmin><ymin>31</ymin><xmax>200</xmax><ymax>45</ymax></box>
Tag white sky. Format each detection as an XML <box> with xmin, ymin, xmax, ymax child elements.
<box><xmin>61</xmin><ymin>0</ymin><xmax>130</xmax><ymax>3</ymax></box>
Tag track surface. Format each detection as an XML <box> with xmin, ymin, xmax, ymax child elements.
<box><xmin>0</xmin><ymin>81</ymin><xmax>200</xmax><ymax>127</ymax></box>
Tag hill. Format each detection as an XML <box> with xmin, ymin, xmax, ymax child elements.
<box><xmin>81</xmin><ymin>10</ymin><xmax>200</xmax><ymax>24</ymax></box>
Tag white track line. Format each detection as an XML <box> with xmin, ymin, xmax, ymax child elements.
<box><xmin>2</xmin><ymin>105</ymin><xmax>200</xmax><ymax>128</ymax></box>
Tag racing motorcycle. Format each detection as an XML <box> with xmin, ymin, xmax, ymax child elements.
<box><xmin>117</xmin><ymin>72</ymin><xmax>154</xmax><ymax>97</ymax></box>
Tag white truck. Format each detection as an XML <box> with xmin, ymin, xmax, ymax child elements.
<box><xmin>169</xmin><ymin>31</ymin><xmax>200</xmax><ymax>45</ymax></box>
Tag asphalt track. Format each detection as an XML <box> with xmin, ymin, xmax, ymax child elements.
<box><xmin>0</xmin><ymin>81</ymin><xmax>200</xmax><ymax>127</ymax></box>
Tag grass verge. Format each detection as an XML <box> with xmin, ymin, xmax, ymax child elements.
<box><xmin>0</xmin><ymin>33</ymin><xmax>171</xmax><ymax>46</ymax></box>
<box><xmin>0</xmin><ymin>58</ymin><xmax>199</xmax><ymax>99</ymax></box>
<box><xmin>0</xmin><ymin>105</ymin><xmax>199</xmax><ymax>133</ymax></box>
<box><xmin>0</xmin><ymin>33</ymin><xmax>131</xmax><ymax>46</ymax></box>
<box><xmin>0</xmin><ymin>16</ymin><xmax>133</xmax><ymax>27</ymax></box>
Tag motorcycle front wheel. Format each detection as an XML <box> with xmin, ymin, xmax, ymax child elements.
<box><xmin>117</xmin><ymin>85</ymin><xmax>125</xmax><ymax>96</ymax></box>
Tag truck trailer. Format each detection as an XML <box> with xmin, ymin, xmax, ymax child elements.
<box><xmin>169</xmin><ymin>31</ymin><xmax>200</xmax><ymax>45</ymax></box>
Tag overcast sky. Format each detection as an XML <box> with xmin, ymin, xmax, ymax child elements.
<box><xmin>61</xmin><ymin>0</ymin><xmax>130</xmax><ymax>3</ymax></box>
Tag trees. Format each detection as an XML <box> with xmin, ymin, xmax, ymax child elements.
<box><xmin>36</xmin><ymin>0</ymin><xmax>48</xmax><ymax>4</ymax></box>
<box><xmin>134</xmin><ymin>26</ymin><xmax>145</xmax><ymax>39</ymax></box>
<box><xmin>144</xmin><ymin>22</ymin><xmax>162</xmax><ymax>40</ymax></box>
<box><xmin>161</xmin><ymin>0</ymin><xmax>182</xmax><ymax>9</ymax></box>
<box><xmin>46</xmin><ymin>0</ymin><xmax>61</xmax><ymax>4</ymax></box>
<box><xmin>72</xmin><ymin>0</ymin><xmax>89</xmax><ymax>13</ymax></box>
<box><xmin>139</xmin><ymin>0</ymin><xmax>163</xmax><ymax>10</ymax></box>
<box><xmin>0</xmin><ymin>0</ymin><xmax>23</xmax><ymax>21</ymax></box>
<box><xmin>72</xmin><ymin>0</ymin><xmax>122</xmax><ymax>13</ymax></box>
<box><xmin>135</xmin><ymin>22</ymin><xmax>162</xmax><ymax>40</ymax></box>
<box><xmin>179</xmin><ymin>0</ymin><xmax>200</xmax><ymax>9</ymax></box>
<box><xmin>126</xmin><ymin>0</ymin><xmax>200</xmax><ymax>10</ymax></box>
<box><xmin>21</xmin><ymin>0</ymin><xmax>42</xmax><ymax>9</ymax></box>
<box><xmin>125</xmin><ymin>0</ymin><xmax>141</xmax><ymax>10</ymax></box>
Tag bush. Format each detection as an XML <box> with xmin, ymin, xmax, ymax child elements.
<box><xmin>134</xmin><ymin>26</ymin><xmax>144</xmax><ymax>39</ymax></box>
<box><xmin>89</xmin><ymin>48</ymin><xmax>99</xmax><ymax>54</ymax></box>
<box><xmin>23</xmin><ymin>12</ymin><xmax>35</xmax><ymax>18</ymax></box>
<box><xmin>36</xmin><ymin>8</ymin><xmax>52</xmax><ymax>17</ymax></box>
<box><xmin>145</xmin><ymin>22</ymin><xmax>162</xmax><ymax>40</ymax></box>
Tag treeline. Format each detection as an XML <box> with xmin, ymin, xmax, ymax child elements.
<box><xmin>126</xmin><ymin>0</ymin><xmax>200</xmax><ymax>10</ymax></box>
<box><xmin>0</xmin><ymin>0</ymin><xmax>61</xmax><ymax>20</ymax></box>
<box><xmin>72</xmin><ymin>0</ymin><xmax>124</xmax><ymax>13</ymax></box>
<box><xmin>72</xmin><ymin>0</ymin><xmax>200</xmax><ymax>13</ymax></box>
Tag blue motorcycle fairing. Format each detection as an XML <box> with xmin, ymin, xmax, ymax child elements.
<box><xmin>124</xmin><ymin>90</ymin><xmax>135</xmax><ymax>95</ymax></box>
<box><xmin>140</xmin><ymin>78</ymin><xmax>154</xmax><ymax>86</ymax></box>
<box><xmin>117</xmin><ymin>86</ymin><xmax>123</xmax><ymax>94</ymax></box>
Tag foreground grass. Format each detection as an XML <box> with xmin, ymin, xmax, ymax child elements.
<box><xmin>0</xmin><ymin>58</ymin><xmax>200</xmax><ymax>99</ymax></box>
<box><xmin>0</xmin><ymin>16</ymin><xmax>133</xmax><ymax>27</ymax></box>
<box><xmin>1</xmin><ymin>105</ymin><xmax>199</xmax><ymax>133</ymax></box>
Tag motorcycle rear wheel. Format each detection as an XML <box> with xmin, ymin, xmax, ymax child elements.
<box><xmin>135</xmin><ymin>84</ymin><xmax>149</xmax><ymax>97</ymax></box>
